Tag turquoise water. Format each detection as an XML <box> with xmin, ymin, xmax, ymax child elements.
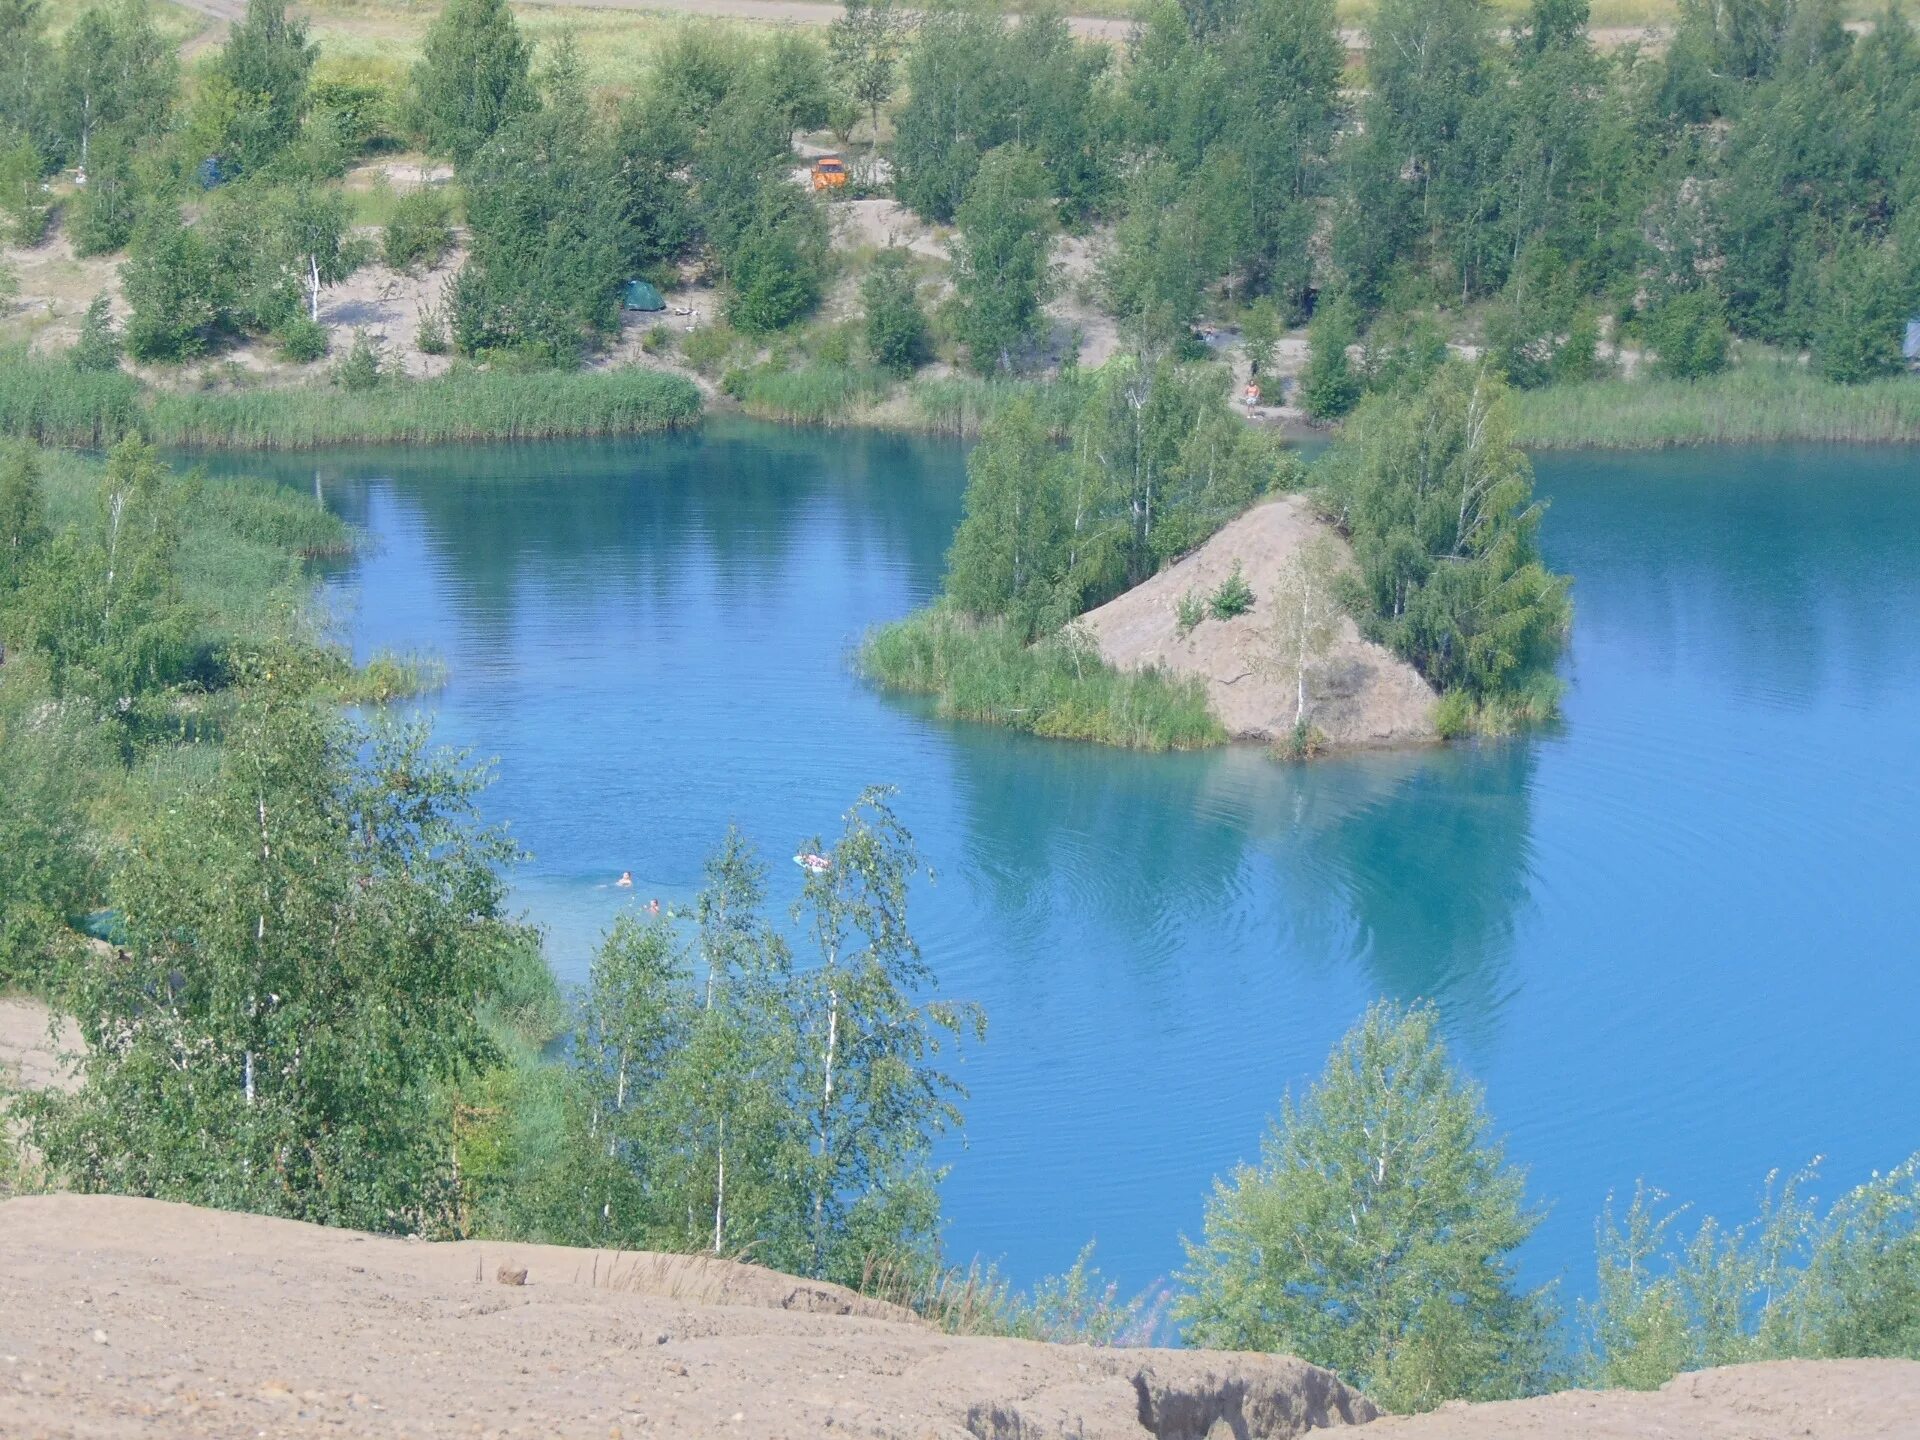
<box><xmin>200</xmin><ymin>426</ymin><xmax>1920</xmax><ymax>1300</ymax></box>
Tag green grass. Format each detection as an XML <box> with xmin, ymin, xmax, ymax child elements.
<box><xmin>1511</xmin><ymin>364</ymin><xmax>1920</xmax><ymax>449</ymax></box>
<box><xmin>859</xmin><ymin>605</ymin><xmax>1225</xmax><ymax>751</ymax></box>
<box><xmin>0</xmin><ymin>350</ymin><xmax>146</xmax><ymax>448</ymax></box>
<box><xmin>723</xmin><ymin>362</ymin><xmax>897</xmax><ymax>425</ymax></box>
<box><xmin>149</xmin><ymin>368</ymin><xmax>704</xmax><ymax>449</ymax></box>
<box><xmin>902</xmin><ymin>373</ymin><xmax>1094</xmax><ymax>438</ymax></box>
<box><xmin>0</xmin><ymin>352</ymin><xmax>702</xmax><ymax>450</ymax></box>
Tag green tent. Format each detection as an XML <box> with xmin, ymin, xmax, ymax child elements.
<box><xmin>624</xmin><ymin>279</ymin><xmax>667</xmax><ymax>312</ymax></box>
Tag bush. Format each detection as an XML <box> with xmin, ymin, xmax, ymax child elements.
<box><xmin>278</xmin><ymin>316</ymin><xmax>330</xmax><ymax>363</ymax></box>
<box><xmin>1175</xmin><ymin>589</ymin><xmax>1205</xmax><ymax>636</ymax></box>
<box><xmin>863</xmin><ymin>249</ymin><xmax>931</xmax><ymax>376</ymax></box>
<box><xmin>680</xmin><ymin>321</ymin><xmax>739</xmax><ymax>375</ymax></box>
<box><xmin>1179</xmin><ymin>1002</ymin><xmax>1554</xmax><ymax>1412</ymax></box>
<box><xmin>1302</xmin><ymin>293</ymin><xmax>1362</xmax><ymax>420</ymax></box>
<box><xmin>1207</xmin><ymin>562</ymin><xmax>1255</xmax><ymax>620</ymax></box>
<box><xmin>416</xmin><ymin>297</ymin><xmax>451</xmax><ymax>356</ymax></box>
<box><xmin>69</xmin><ymin>297</ymin><xmax>124</xmax><ymax>374</ymax></box>
<box><xmin>641</xmin><ymin>324</ymin><xmax>672</xmax><ymax>355</ymax></box>
<box><xmin>333</xmin><ymin>329</ymin><xmax>384</xmax><ymax>390</ymax></box>
<box><xmin>1646</xmin><ymin>290</ymin><xmax>1729</xmax><ymax>380</ymax></box>
<box><xmin>383</xmin><ymin>188</ymin><xmax>456</xmax><ymax>273</ymax></box>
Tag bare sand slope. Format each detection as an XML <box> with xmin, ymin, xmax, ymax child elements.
<box><xmin>0</xmin><ymin>997</ymin><xmax>78</xmax><ymax>1096</ymax></box>
<box><xmin>1376</xmin><ymin>1360</ymin><xmax>1920</xmax><ymax>1439</ymax></box>
<box><xmin>0</xmin><ymin>1194</ymin><xmax>1377</xmax><ymax>1439</ymax></box>
<box><xmin>1077</xmin><ymin>496</ymin><xmax>1438</xmax><ymax>750</ymax></box>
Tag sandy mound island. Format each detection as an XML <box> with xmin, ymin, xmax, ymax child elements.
<box><xmin>1077</xmin><ymin>497</ymin><xmax>1439</xmax><ymax>750</ymax></box>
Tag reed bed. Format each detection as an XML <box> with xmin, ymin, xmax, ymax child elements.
<box><xmin>904</xmin><ymin>373</ymin><xmax>1092</xmax><ymax>439</ymax></box>
<box><xmin>148</xmin><ymin>368</ymin><xmax>704</xmax><ymax>449</ymax></box>
<box><xmin>723</xmin><ymin>362</ymin><xmax>896</xmax><ymax>425</ymax></box>
<box><xmin>0</xmin><ymin>351</ymin><xmax>145</xmax><ymax>447</ymax></box>
<box><xmin>1511</xmin><ymin>366</ymin><xmax>1920</xmax><ymax>449</ymax></box>
<box><xmin>858</xmin><ymin>606</ymin><xmax>1225</xmax><ymax>752</ymax></box>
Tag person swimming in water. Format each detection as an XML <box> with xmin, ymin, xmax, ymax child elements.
<box><xmin>616</xmin><ymin>871</ymin><xmax>633</xmax><ymax>888</ymax></box>
<box><xmin>648</xmin><ymin>898</ymin><xmax>661</xmax><ymax>916</ymax></box>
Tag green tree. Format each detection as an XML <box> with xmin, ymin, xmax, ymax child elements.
<box><xmin>66</xmin><ymin>125</ymin><xmax>137</xmax><ymax>256</ymax></box>
<box><xmin>453</xmin><ymin>40</ymin><xmax>629</xmax><ymax>362</ymax></box>
<box><xmin>20</xmin><ymin>438</ymin><xmax>198</xmax><ymax>705</ymax></box>
<box><xmin>212</xmin><ymin>0</ymin><xmax>315</xmax><ymax>175</ymax></box>
<box><xmin>0</xmin><ymin>442</ymin><xmax>47</xmax><ymax>594</ymax></box>
<box><xmin>949</xmin><ymin>143</ymin><xmax>1053</xmax><ymax>374</ymax></box>
<box><xmin>1814</xmin><ymin>240</ymin><xmax>1909</xmax><ymax>383</ymax></box>
<box><xmin>55</xmin><ymin>0</ymin><xmax>175</xmax><ymax>170</ymax></box>
<box><xmin>862</xmin><ymin>247</ymin><xmax>929</xmax><ymax>375</ymax></box>
<box><xmin>1241</xmin><ymin>296</ymin><xmax>1281</xmax><ymax>381</ymax></box>
<box><xmin>792</xmin><ymin>786</ymin><xmax>982</xmax><ymax>1282</ymax></box>
<box><xmin>1318</xmin><ymin>363</ymin><xmax>1571</xmax><ymax>710</ymax></box>
<box><xmin>1301</xmin><ymin>293</ymin><xmax>1362</xmax><ymax>419</ymax></box>
<box><xmin>29</xmin><ymin>647</ymin><xmax>532</xmax><ymax>1231</ymax></box>
<box><xmin>829</xmin><ymin>0</ymin><xmax>908</xmax><ymax>180</ymax></box>
<box><xmin>121</xmin><ymin>208</ymin><xmax>223</xmax><ymax>360</ymax></box>
<box><xmin>0</xmin><ymin>0</ymin><xmax>58</xmax><ymax>163</ymax></box>
<box><xmin>409</xmin><ymin>0</ymin><xmax>531</xmax><ymax>165</ymax></box>
<box><xmin>1645</xmin><ymin>288</ymin><xmax>1730</xmax><ymax>379</ymax></box>
<box><xmin>944</xmin><ymin>399</ymin><xmax>1071</xmax><ymax>636</ymax></box>
<box><xmin>1265</xmin><ymin>532</ymin><xmax>1343</xmax><ymax>731</ymax></box>
<box><xmin>724</xmin><ymin>188</ymin><xmax>826</xmax><ymax>335</ymax></box>
<box><xmin>759</xmin><ymin>29</ymin><xmax>834</xmax><ymax>143</ymax></box>
<box><xmin>1585</xmin><ymin>1157</ymin><xmax>1920</xmax><ymax>1390</ymax></box>
<box><xmin>1179</xmin><ymin>1002</ymin><xmax>1554</xmax><ymax>1413</ymax></box>
<box><xmin>68</xmin><ymin>292</ymin><xmax>122</xmax><ymax>372</ymax></box>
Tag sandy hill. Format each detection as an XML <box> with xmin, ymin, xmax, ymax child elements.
<box><xmin>1076</xmin><ymin>497</ymin><xmax>1439</xmax><ymax>751</ymax></box>
<box><xmin>3</xmin><ymin>1195</ymin><xmax>1917</xmax><ymax>1440</ymax></box>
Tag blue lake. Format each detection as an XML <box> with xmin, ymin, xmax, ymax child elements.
<box><xmin>200</xmin><ymin>426</ymin><xmax>1920</xmax><ymax>1301</ymax></box>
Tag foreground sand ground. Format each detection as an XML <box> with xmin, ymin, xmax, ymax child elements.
<box><xmin>2</xmin><ymin>1193</ymin><xmax>1917</xmax><ymax>1439</ymax></box>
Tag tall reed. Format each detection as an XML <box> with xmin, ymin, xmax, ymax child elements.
<box><xmin>148</xmin><ymin>368</ymin><xmax>704</xmax><ymax>449</ymax></box>
<box><xmin>858</xmin><ymin>606</ymin><xmax>1225</xmax><ymax>752</ymax></box>
<box><xmin>1511</xmin><ymin>365</ymin><xmax>1920</xmax><ymax>449</ymax></box>
<box><xmin>0</xmin><ymin>349</ymin><xmax>145</xmax><ymax>446</ymax></box>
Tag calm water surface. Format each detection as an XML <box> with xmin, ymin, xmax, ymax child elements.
<box><xmin>199</xmin><ymin>426</ymin><xmax>1920</xmax><ymax>1298</ymax></box>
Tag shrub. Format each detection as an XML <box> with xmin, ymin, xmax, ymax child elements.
<box><xmin>863</xmin><ymin>248</ymin><xmax>930</xmax><ymax>376</ymax></box>
<box><xmin>334</xmin><ymin>329</ymin><xmax>384</xmax><ymax>390</ymax></box>
<box><xmin>69</xmin><ymin>297</ymin><xmax>124</xmax><ymax>374</ymax></box>
<box><xmin>1301</xmin><ymin>293</ymin><xmax>1362</xmax><ymax>420</ymax></box>
<box><xmin>1179</xmin><ymin>1002</ymin><xmax>1554</xmax><ymax>1412</ymax></box>
<box><xmin>1175</xmin><ymin>589</ymin><xmax>1205</xmax><ymax>636</ymax></box>
<box><xmin>416</xmin><ymin>297</ymin><xmax>451</xmax><ymax>355</ymax></box>
<box><xmin>641</xmin><ymin>324</ymin><xmax>672</xmax><ymax>355</ymax></box>
<box><xmin>1207</xmin><ymin>562</ymin><xmax>1254</xmax><ymax>620</ymax></box>
<box><xmin>680</xmin><ymin>321</ymin><xmax>739</xmax><ymax>375</ymax></box>
<box><xmin>1646</xmin><ymin>290</ymin><xmax>1729</xmax><ymax>380</ymax></box>
<box><xmin>383</xmin><ymin>188</ymin><xmax>456</xmax><ymax>273</ymax></box>
<box><xmin>278</xmin><ymin>316</ymin><xmax>330</xmax><ymax>363</ymax></box>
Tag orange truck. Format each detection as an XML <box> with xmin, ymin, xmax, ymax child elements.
<box><xmin>810</xmin><ymin>155</ymin><xmax>848</xmax><ymax>192</ymax></box>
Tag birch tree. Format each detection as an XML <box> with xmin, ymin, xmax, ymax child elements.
<box><xmin>1178</xmin><ymin>1001</ymin><xmax>1554</xmax><ymax>1412</ymax></box>
<box><xmin>30</xmin><ymin>646</ymin><xmax>526</xmax><ymax>1231</ymax></box>
<box><xmin>793</xmin><ymin>786</ymin><xmax>982</xmax><ymax>1283</ymax></box>
<box><xmin>1266</xmin><ymin>533</ymin><xmax>1344</xmax><ymax>731</ymax></box>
